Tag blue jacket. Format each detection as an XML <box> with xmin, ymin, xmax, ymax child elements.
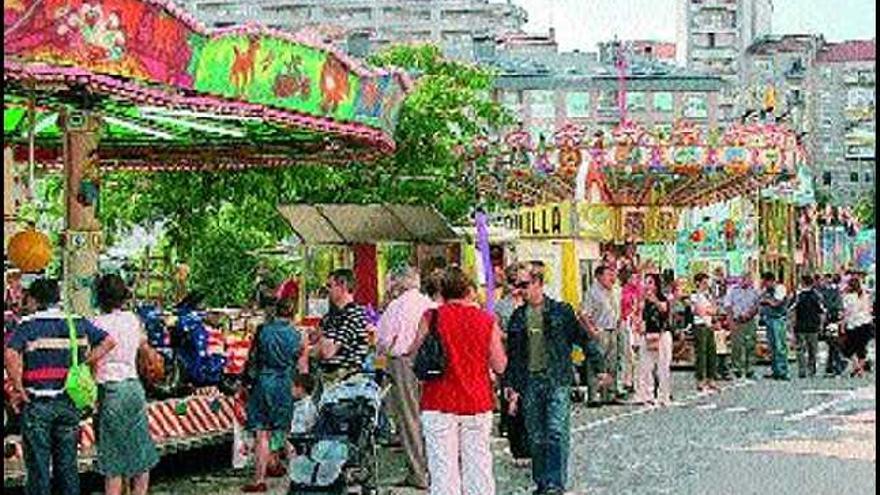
<box><xmin>504</xmin><ymin>296</ymin><xmax>588</xmax><ymax>392</ymax></box>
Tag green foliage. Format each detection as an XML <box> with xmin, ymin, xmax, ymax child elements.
<box><xmin>369</xmin><ymin>44</ymin><xmax>512</xmax><ymax>219</ymax></box>
<box><xmin>186</xmin><ymin>203</ymin><xmax>276</xmax><ymax>306</ymax></box>
<box><xmin>17</xmin><ymin>175</ymin><xmax>65</xmax><ymax>278</ymax></box>
<box><xmin>92</xmin><ymin>43</ymin><xmax>507</xmax><ymax>306</ymax></box>
<box><xmin>853</xmin><ymin>189</ymin><xmax>875</xmax><ymax>228</ymax></box>
<box><xmin>384</xmin><ymin>244</ymin><xmax>414</xmax><ymax>273</ymax></box>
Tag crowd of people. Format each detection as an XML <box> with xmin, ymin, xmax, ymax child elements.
<box><xmin>3</xmin><ymin>256</ymin><xmax>874</xmax><ymax>495</ymax></box>
<box><xmin>376</xmin><ymin>256</ymin><xmax>875</xmax><ymax>495</ymax></box>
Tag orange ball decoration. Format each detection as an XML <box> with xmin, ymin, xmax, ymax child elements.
<box><xmin>8</xmin><ymin>228</ymin><xmax>53</xmax><ymax>273</ymax></box>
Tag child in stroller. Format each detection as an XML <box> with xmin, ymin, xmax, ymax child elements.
<box><xmin>288</xmin><ymin>372</ymin><xmax>386</xmax><ymax>495</ymax></box>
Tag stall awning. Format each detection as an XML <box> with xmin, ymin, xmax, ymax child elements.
<box><xmin>277</xmin><ymin>204</ymin><xmax>458</xmax><ymax>244</ymax></box>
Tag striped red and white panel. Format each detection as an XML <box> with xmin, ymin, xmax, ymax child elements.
<box><xmin>206</xmin><ymin>326</ymin><xmax>225</xmax><ymax>356</ymax></box>
<box><xmin>4</xmin><ymin>396</ymin><xmax>237</xmax><ymax>463</ymax></box>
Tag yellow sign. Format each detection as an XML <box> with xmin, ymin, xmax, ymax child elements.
<box><xmin>501</xmin><ymin>202</ymin><xmax>573</xmax><ymax>238</ymax></box>
<box><xmin>576</xmin><ymin>204</ymin><xmax>677</xmax><ymax>242</ymax></box>
<box><xmin>577</xmin><ymin>204</ymin><xmax>619</xmax><ymax>241</ymax></box>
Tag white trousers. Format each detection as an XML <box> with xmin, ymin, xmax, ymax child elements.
<box><xmin>421</xmin><ymin>411</ymin><xmax>495</xmax><ymax>495</ymax></box>
<box><xmin>634</xmin><ymin>332</ymin><xmax>673</xmax><ymax>405</ymax></box>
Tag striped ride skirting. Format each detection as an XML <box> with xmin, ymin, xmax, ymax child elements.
<box><xmin>95</xmin><ymin>379</ymin><xmax>159</xmax><ymax>477</ymax></box>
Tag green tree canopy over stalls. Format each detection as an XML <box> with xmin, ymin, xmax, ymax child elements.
<box><xmin>95</xmin><ymin>44</ymin><xmax>509</xmax><ymax>306</ymax></box>
<box><xmin>368</xmin><ymin>44</ymin><xmax>513</xmax><ymax>217</ymax></box>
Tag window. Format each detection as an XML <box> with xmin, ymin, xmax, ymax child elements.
<box><xmin>682</xmin><ymin>94</ymin><xmax>708</xmax><ymax>119</ymax></box>
<box><xmin>822</xmin><ymin>172</ymin><xmax>832</xmax><ymax>186</ymax></box>
<box><xmin>597</xmin><ymin>90</ymin><xmax>618</xmax><ymax>115</ymax></box>
<box><xmin>565</xmin><ymin>92</ymin><xmax>591</xmax><ymax>118</ymax></box>
<box><xmin>653</xmin><ymin>92</ymin><xmax>674</xmax><ymax>113</ymax></box>
<box><xmin>865</xmin><ymin>172</ymin><xmax>874</xmax><ymax>183</ymax></box>
<box><xmin>847</xmin><ymin>87</ymin><xmax>875</xmax><ymax>110</ymax></box>
<box><xmin>626</xmin><ymin>92</ymin><xmax>647</xmax><ymax>112</ymax></box>
<box><xmin>708</xmin><ymin>33</ymin><xmax>716</xmax><ymax>48</ymax></box>
<box><xmin>526</xmin><ymin>90</ymin><xmax>556</xmax><ymax>119</ymax></box>
<box><xmin>851</xmin><ymin>172</ymin><xmax>860</xmax><ymax>183</ymax></box>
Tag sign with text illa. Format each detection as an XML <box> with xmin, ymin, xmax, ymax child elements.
<box><xmin>501</xmin><ymin>202</ymin><xmax>574</xmax><ymax>238</ymax></box>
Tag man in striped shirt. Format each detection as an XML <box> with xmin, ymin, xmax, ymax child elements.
<box><xmin>5</xmin><ymin>278</ymin><xmax>116</xmax><ymax>495</ymax></box>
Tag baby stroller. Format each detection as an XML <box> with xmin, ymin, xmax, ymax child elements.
<box><xmin>288</xmin><ymin>372</ymin><xmax>387</xmax><ymax>495</ymax></box>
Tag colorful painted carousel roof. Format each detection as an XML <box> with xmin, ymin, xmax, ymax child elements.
<box><xmin>473</xmin><ymin>119</ymin><xmax>807</xmax><ymax>207</ymax></box>
<box><xmin>4</xmin><ymin>0</ymin><xmax>409</xmax><ymax>170</ymax></box>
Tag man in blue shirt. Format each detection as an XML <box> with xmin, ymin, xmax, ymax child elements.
<box><xmin>5</xmin><ymin>278</ymin><xmax>115</xmax><ymax>495</ymax></box>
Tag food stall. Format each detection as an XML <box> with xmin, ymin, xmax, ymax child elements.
<box><xmin>276</xmin><ymin>203</ymin><xmax>459</xmax><ymax>323</ymax></box>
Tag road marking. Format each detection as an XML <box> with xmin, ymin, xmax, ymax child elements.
<box><xmin>572</xmin><ymin>380</ymin><xmax>755</xmax><ymax>433</ymax></box>
<box><xmin>571</xmin><ymin>406</ymin><xmax>655</xmax><ymax>432</ymax></box>
<box><xmin>765</xmin><ymin>409</ymin><xmax>786</xmax><ymax>416</ymax></box>
<box><xmin>724</xmin><ymin>406</ymin><xmax>749</xmax><ymax>413</ymax></box>
<box><xmin>783</xmin><ymin>392</ymin><xmax>856</xmax><ymax>422</ymax></box>
<box><xmin>696</xmin><ymin>403</ymin><xmax>718</xmax><ymax>410</ymax></box>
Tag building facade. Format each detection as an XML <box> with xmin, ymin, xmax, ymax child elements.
<box><xmin>181</xmin><ymin>0</ymin><xmax>528</xmax><ymax>60</ymax></box>
<box><xmin>812</xmin><ymin>40</ymin><xmax>876</xmax><ymax>204</ymax></box>
<box><xmin>598</xmin><ymin>40</ymin><xmax>677</xmax><ymax>65</ymax></box>
<box><xmin>678</xmin><ymin>0</ymin><xmax>773</xmax><ymax>122</ymax></box>
<box><xmin>484</xmin><ymin>40</ymin><xmax>725</xmax><ymax>144</ymax></box>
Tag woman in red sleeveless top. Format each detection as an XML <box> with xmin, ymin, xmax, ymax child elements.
<box><xmin>409</xmin><ymin>266</ymin><xmax>507</xmax><ymax>495</ymax></box>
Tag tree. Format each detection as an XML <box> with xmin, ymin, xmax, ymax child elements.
<box><xmin>853</xmin><ymin>189</ymin><xmax>875</xmax><ymax>228</ymax></box>
<box><xmin>94</xmin><ymin>43</ymin><xmax>509</xmax><ymax>306</ymax></box>
<box><xmin>368</xmin><ymin>44</ymin><xmax>512</xmax><ymax>219</ymax></box>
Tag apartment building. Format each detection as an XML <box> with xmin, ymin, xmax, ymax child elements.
<box><xmin>677</xmin><ymin>0</ymin><xmax>773</xmax><ymax>122</ymax></box>
<box><xmin>812</xmin><ymin>40</ymin><xmax>876</xmax><ymax>204</ymax></box>
<box><xmin>483</xmin><ymin>39</ymin><xmax>724</xmax><ymax>144</ymax></box>
<box><xmin>180</xmin><ymin>0</ymin><xmax>528</xmax><ymax>60</ymax></box>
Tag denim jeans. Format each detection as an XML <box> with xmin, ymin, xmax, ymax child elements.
<box><xmin>21</xmin><ymin>396</ymin><xmax>81</xmax><ymax>495</ymax></box>
<box><xmin>524</xmin><ymin>373</ymin><xmax>570</xmax><ymax>492</ymax></box>
<box><xmin>765</xmin><ymin>318</ymin><xmax>789</xmax><ymax>378</ymax></box>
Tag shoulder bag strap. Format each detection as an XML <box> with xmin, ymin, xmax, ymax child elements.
<box><xmin>66</xmin><ymin>312</ymin><xmax>80</xmax><ymax>368</ymax></box>
<box><xmin>428</xmin><ymin>309</ymin><xmax>439</xmax><ymax>335</ymax></box>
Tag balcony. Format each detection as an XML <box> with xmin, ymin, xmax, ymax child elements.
<box><xmin>691</xmin><ymin>47</ymin><xmax>738</xmax><ymax>60</ymax></box>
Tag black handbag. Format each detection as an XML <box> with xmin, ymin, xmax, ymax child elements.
<box><xmin>413</xmin><ymin>309</ymin><xmax>446</xmax><ymax>381</ymax></box>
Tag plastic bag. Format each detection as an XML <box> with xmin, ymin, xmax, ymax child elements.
<box><xmin>232</xmin><ymin>411</ymin><xmax>254</xmax><ymax>469</ymax></box>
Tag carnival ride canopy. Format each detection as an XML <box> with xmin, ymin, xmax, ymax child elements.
<box><xmin>478</xmin><ymin>119</ymin><xmax>809</xmax><ymax>208</ymax></box>
<box><xmin>4</xmin><ymin>0</ymin><xmax>409</xmax><ymax>169</ymax></box>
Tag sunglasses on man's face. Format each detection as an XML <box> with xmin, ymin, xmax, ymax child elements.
<box><xmin>513</xmin><ymin>280</ymin><xmax>533</xmax><ymax>290</ymax></box>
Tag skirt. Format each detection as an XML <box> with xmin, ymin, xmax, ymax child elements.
<box><xmin>246</xmin><ymin>371</ymin><xmax>294</xmax><ymax>432</ymax></box>
<box><xmin>95</xmin><ymin>379</ymin><xmax>159</xmax><ymax>477</ymax></box>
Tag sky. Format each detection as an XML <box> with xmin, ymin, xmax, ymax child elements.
<box><xmin>507</xmin><ymin>0</ymin><xmax>876</xmax><ymax>52</ymax></box>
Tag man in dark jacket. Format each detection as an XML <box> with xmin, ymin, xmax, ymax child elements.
<box><xmin>505</xmin><ymin>264</ymin><xmax>589</xmax><ymax>495</ymax></box>
<box><xmin>793</xmin><ymin>274</ymin><xmax>825</xmax><ymax>378</ymax></box>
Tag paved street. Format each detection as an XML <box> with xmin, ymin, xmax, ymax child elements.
<box><xmin>129</xmin><ymin>360</ymin><xmax>875</xmax><ymax>495</ymax></box>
